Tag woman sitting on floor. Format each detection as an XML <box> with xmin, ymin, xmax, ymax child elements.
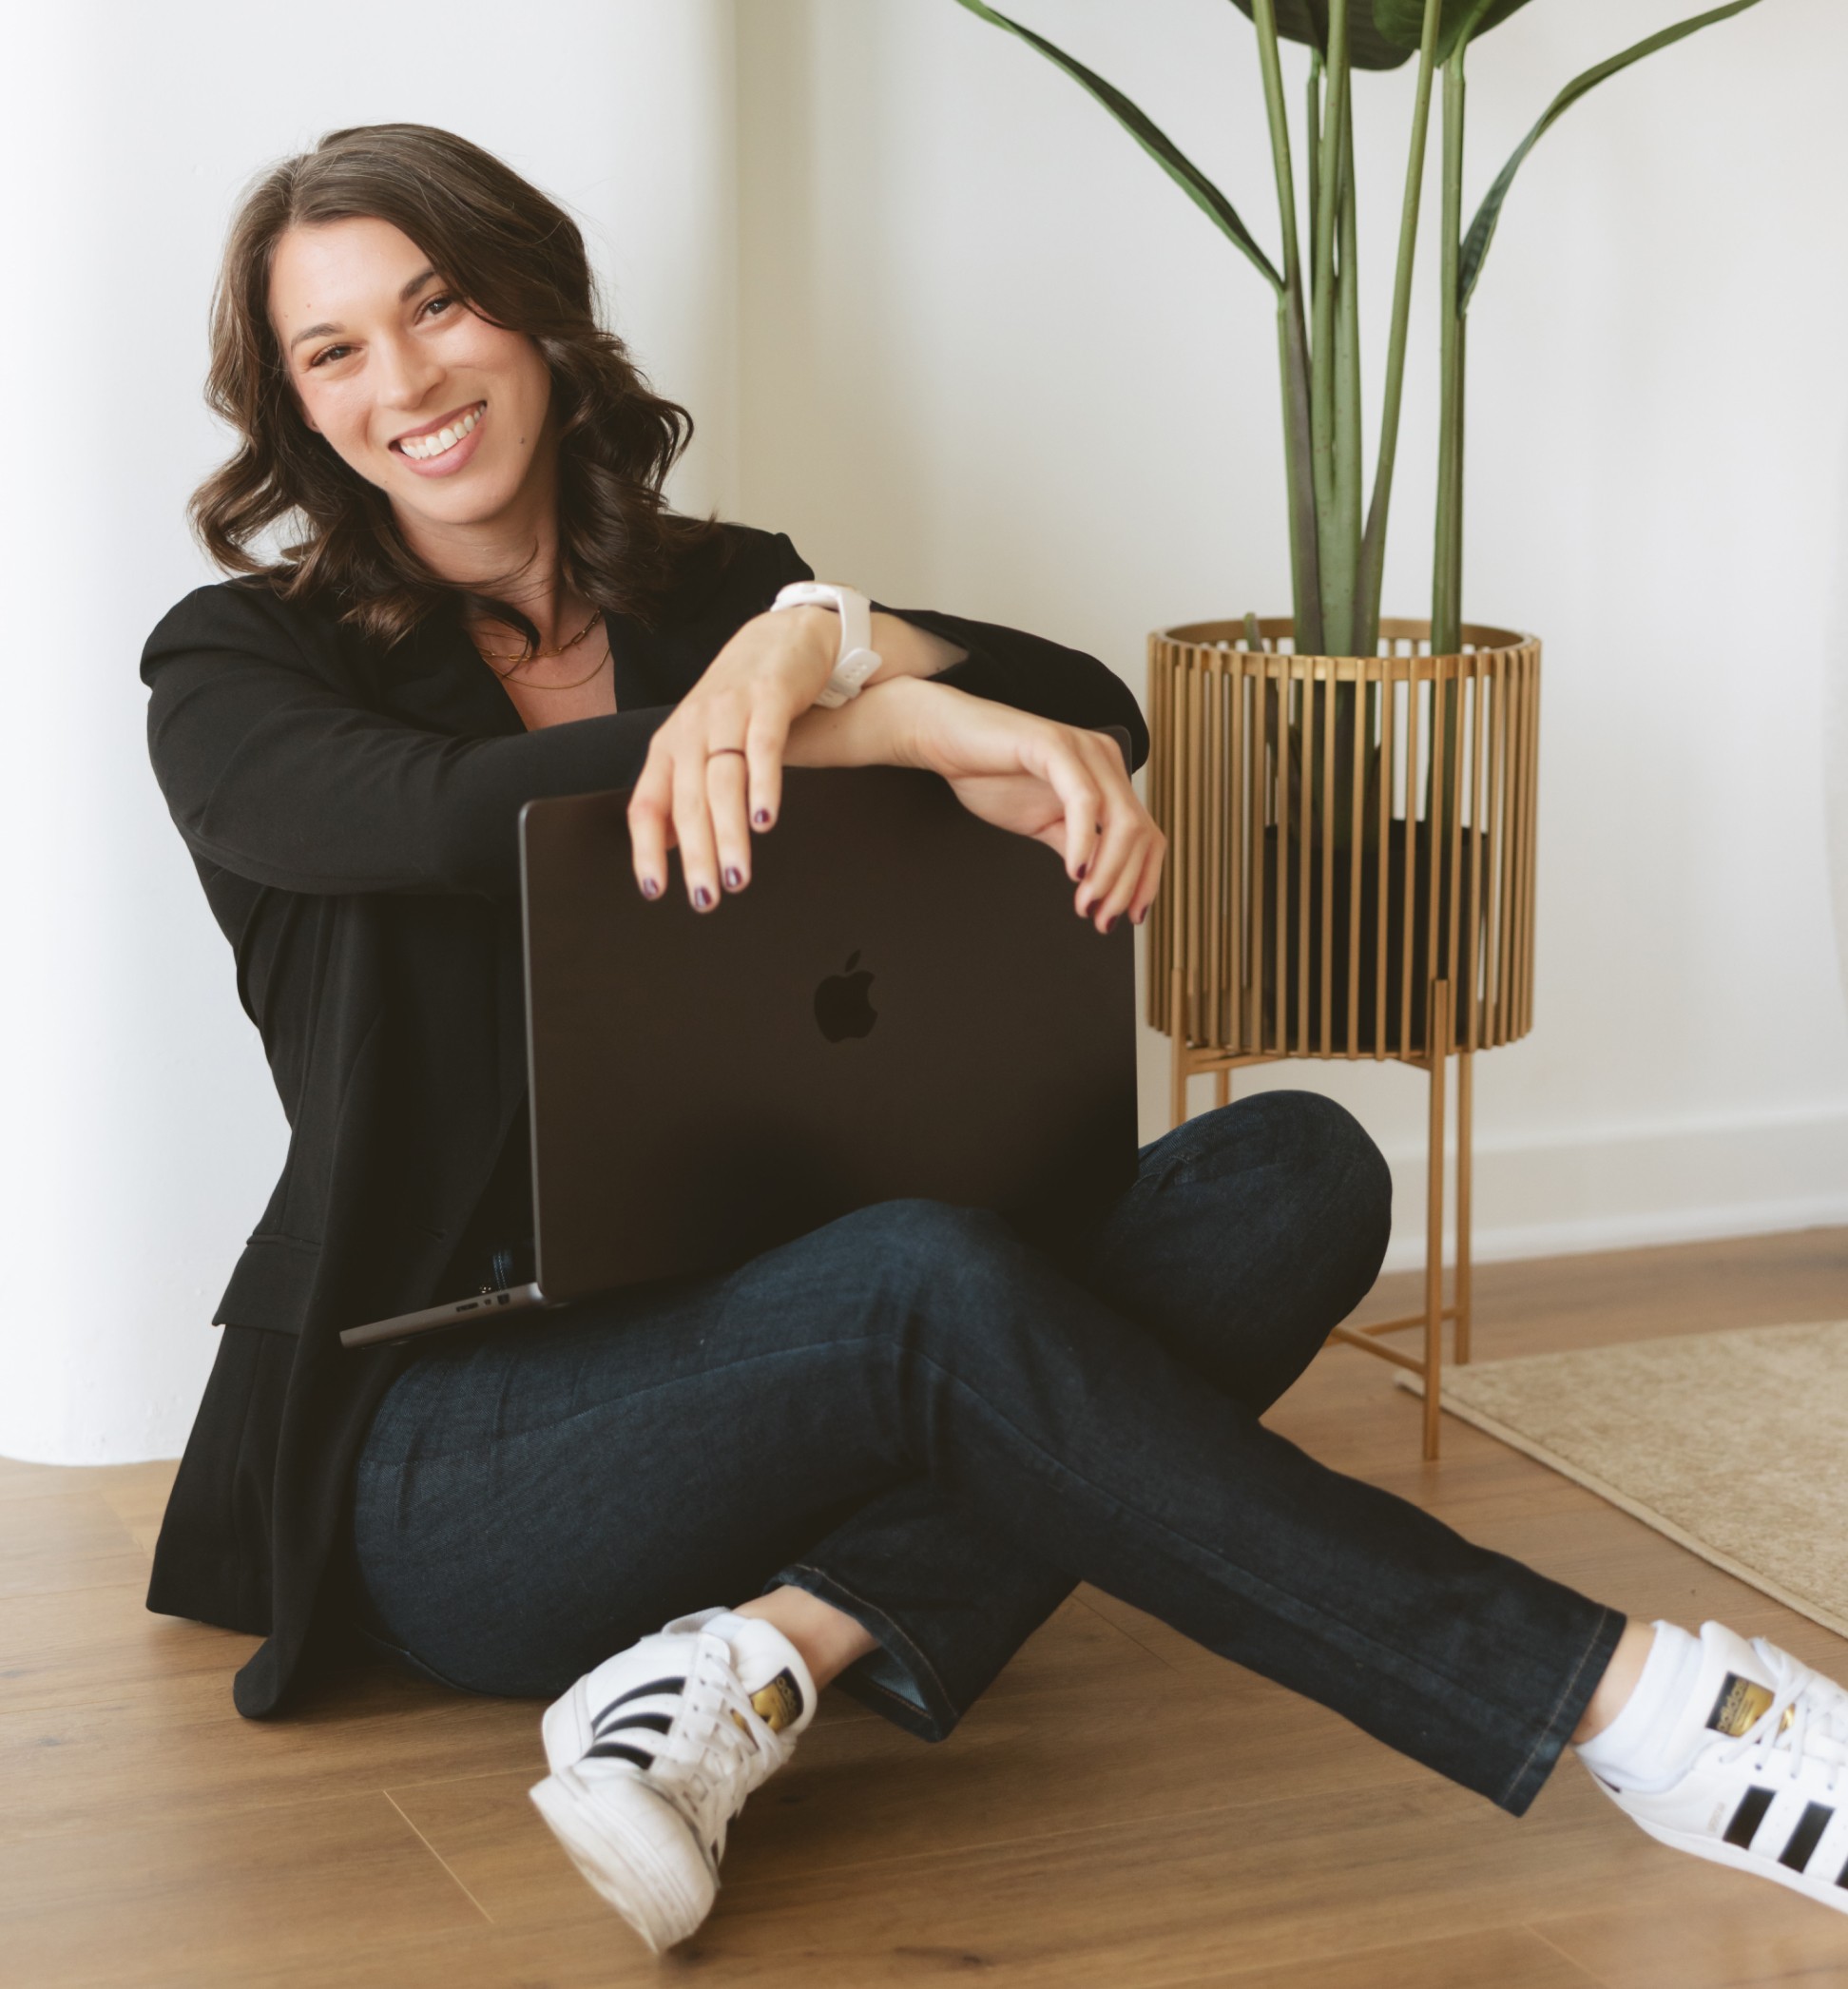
<box><xmin>141</xmin><ymin>122</ymin><xmax>1848</xmax><ymax>1952</ymax></box>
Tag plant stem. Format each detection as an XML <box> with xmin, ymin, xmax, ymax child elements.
<box><xmin>1306</xmin><ymin>53</ymin><xmax>1322</xmax><ymax>313</ymax></box>
<box><xmin>1357</xmin><ymin>0</ymin><xmax>1441</xmax><ymax>656</ymax></box>
<box><xmin>1310</xmin><ymin>0</ymin><xmax>1351</xmax><ymax>651</ymax></box>
<box><xmin>1433</xmin><ymin>46</ymin><xmax>1467</xmax><ymax>660</ymax></box>
<box><xmin>1251</xmin><ymin>0</ymin><xmax>1321</xmax><ymax>649</ymax></box>
<box><xmin>1330</xmin><ymin>92</ymin><xmax>1361</xmax><ymax>660</ymax></box>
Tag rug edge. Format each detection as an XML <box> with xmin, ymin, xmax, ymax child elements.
<box><xmin>1394</xmin><ymin>1374</ymin><xmax>1848</xmax><ymax>1643</ymax></box>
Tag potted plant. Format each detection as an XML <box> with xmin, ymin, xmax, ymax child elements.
<box><xmin>953</xmin><ymin>0</ymin><xmax>1763</xmax><ymax>1453</ymax></box>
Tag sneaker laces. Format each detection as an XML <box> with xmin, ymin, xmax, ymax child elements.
<box><xmin>580</xmin><ymin>1629</ymin><xmax>791</xmax><ymax>1865</ymax></box>
<box><xmin>1716</xmin><ymin>1640</ymin><xmax>1848</xmax><ymax>1797</ymax></box>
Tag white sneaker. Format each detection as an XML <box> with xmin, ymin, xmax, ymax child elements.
<box><xmin>529</xmin><ymin>1608</ymin><xmax>817</xmax><ymax>1951</ymax></box>
<box><xmin>1587</xmin><ymin>1621</ymin><xmax>1848</xmax><ymax>1915</ymax></box>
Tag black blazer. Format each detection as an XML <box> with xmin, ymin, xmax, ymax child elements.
<box><xmin>140</xmin><ymin>521</ymin><xmax>1149</xmax><ymax>1717</ymax></box>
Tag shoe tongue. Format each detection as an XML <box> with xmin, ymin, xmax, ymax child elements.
<box><xmin>1690</xmin><ymin>1623</ymin><xmax>1781</xmax><ymax>1744</ymax></box>
<box><xmin>705</xmin><ymin>1613</ymin><xmax>816</xmax><ymax>1737</ymax></box>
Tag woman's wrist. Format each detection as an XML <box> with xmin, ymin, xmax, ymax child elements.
<box><xmin>783</xmin><ymin>671</ymin><xmax>943</xmax><ymax>770</ymax></box>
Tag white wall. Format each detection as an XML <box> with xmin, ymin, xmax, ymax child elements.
<box><xmin>6</xmin><ymin>0</ymin><xmax>1845</xmax><ymax>1464</ymax></box>
<box><xmin>0</xmin><ymin>0</ymin><xmax>739</xmax><ymax>1464</ymax></box>
<box><xmin>733</xmin><ymin>0</ymin><xmax>1848</xmax><ymax>1267</ymax></box>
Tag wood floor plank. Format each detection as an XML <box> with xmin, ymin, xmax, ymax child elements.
<box><xmin>0</xmin><ymin>1788</ymin><xmax>485</xmax><ymax>1988</ymax></box>
<box><xmin>1177</xmin><ymin>1924</ymin><xmax>1604</xmax><ymax>1989</ymax></box>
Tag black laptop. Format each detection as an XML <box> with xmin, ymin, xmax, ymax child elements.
<box><xmin>340</xmin><ymin>750</ymin><xmax>1136</xmax><ymax>1349</ymax></box>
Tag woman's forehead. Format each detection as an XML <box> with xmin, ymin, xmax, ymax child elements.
<box><xmin>269</xmin><ymin>217</ymin><xmax>433</xmax><ymax>334</ymax></box>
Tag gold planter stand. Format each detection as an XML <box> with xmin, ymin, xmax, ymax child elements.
<box><xmin>1145</xmin><ymin>617</ymin><xmax>1542</xmax><ymax>1458</ymax></box>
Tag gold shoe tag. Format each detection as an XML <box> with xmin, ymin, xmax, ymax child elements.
<box><xmin>750</xmin><ymin>1669</ymin><xmax>804</xmax><ymax>1734</ymax></box>
<box><xmin>1706</xmin><ymin>1671</ymin><xmax>1775</xmax><ymax>1738</ymax></box>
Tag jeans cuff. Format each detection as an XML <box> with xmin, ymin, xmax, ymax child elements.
<box><xmin>770</xmin><ymin>1561</ymin><xmax>962</xmax><ymax>1743</ymax></box>
<box><xmin>1495</xmin><ymin>1603</ymin><xmax>1627</xmax><ymax>1816</ymax></box>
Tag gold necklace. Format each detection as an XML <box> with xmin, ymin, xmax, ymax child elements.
<box><xmin>472</xmin><ymin>607</ymin><xmax>604</xmax><ymax>675</ymax></box>
<box><xmin>496</xmin><ymin>645</ymin><xmax>611</xmax><ymax>693</ymax></box>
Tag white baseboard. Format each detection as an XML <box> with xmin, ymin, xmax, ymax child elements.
<box><xmin>1376</xmin><ymin>1102</ymin><xmax>1848</xmax><ymax>1271</ymax></box>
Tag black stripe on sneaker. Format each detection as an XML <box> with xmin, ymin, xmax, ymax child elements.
<box><xmin>593</xmin><ymin>1711</ymin><xmax>674</xmax><ymax>1737</ymax></box>
<box><xmin>584</xmin><ymin>1741</ymin><xmax>657</xmax><ymax>1770</ymax></box>
<box><xmin>593</xmin><ymin>1676</ymin><xmax>684</xmax><ymax>1721</ymax></box>
<box><xmin>1723</xmin><ymin>1786</ymin><xmax>1776</xmax><ymax>1848</ymax></box>
<box><xmin>1780</xmin><ymin>1802</ymin><xmax>1834</xmax><ymax>1872</ymax></box>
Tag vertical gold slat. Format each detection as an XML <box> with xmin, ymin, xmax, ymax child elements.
<box><xmin>1487</xmin><ymin>646</ymin><xmax>1510</xmax><ymax>1048</ymax></box>
<box><xmin>1375</xmin><ymin>653</ymin><xmax>1395</xmax><ymax>1061</ymax></box>
<box><xmin>1423</xmin><ymin>975</ymin><xmax>1451</xmax><ymax>1462</ymax></box>
<box><xmin>1148</xmin><ymin>637</ymin><xmax>1167</xmax><ymax>1033</ymax></box>
<box><xmin>1229</xmin><ymin>654</ymin><xmax>1247</xmax><ymax>1052</ymax></box>
<box><xmin>1519</xmin><ymin>644</ymin><xmax>1535</xmax><ymax>1033</ymax></box>
<box><xmin>1466</xmin><ymin>649</ymin><xmax>1487</xmax><ymax>1052</ymax></box>
<box><xmin>1207</xmin><ymin>653</ymin><xmax>1225</xmax><ymax>1048</ymax></box>
<box><xmin>1296</xmin><ymin>660</ymin><xmax>1315</xmax><ymax>1055</ymax></box>
<box><xmin>1273</xmin><ymin>653</ymin><xmax>1291</xmax><ymax>1057</ymax></box>
<box><xmin>1186</xmin><ymin>653</ymin><xmax>1204</xmax><ymax>1046</ymax></box>
<box><xmin>1424</xmin><ymin>652</ymin><xmax>1447</xmax><ymax>1058</ymax></box>
<box><xmin>1201</xmin><ymin>652</ymin><xmax>1217</xmax><ymax>1057</ymax></box>
<box><xmin>1511</xmin><ymin>647</ymin><xmax>1531</xmax><ymax>1042</ymax></box>
<box><xmin>1253</xmin><ymin>645</ymin><xmax>1272</xmax><ymax>1056</ymax></box>
<box><xmin>1399</xmin><ymin>650</ymin><xmax>1421</xmax><ymax>1062</ymax></box>
<box><xmin>1440</xmin><ymin>647</ymin><xmax>1455</xmax><ymax>1057</ymax></box>
<box><xmin>1346</xmin><ymin>654</ymin><xmax>1366</xmax><ymax>1058</ymax></box>
<box><xmin>1319</xmin><ymin>656</ymin><xmax>1338</xmax><ymax>1055</ymax></box>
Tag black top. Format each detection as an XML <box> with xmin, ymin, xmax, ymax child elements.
<box><xmin>139</xmin><ymin>521</ymin><xmax>1148</xmax><ymax>1717</ymax></box>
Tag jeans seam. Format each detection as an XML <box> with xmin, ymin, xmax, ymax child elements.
<box><xmin>1497</xmin><ymin>1603</ymin><xmax>1624</xmax><ymax>1810</ymax></box>
<box><xmin>776</xmin><ymin>1560</ymin><xmax>956</xmax><ymax>1727</ymax></box>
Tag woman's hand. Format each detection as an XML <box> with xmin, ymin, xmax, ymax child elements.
<box><xmin>626</xmin><ymin>608</ymin><xmax>837</xmax><ymax>906</ymax></box>
<box><xmin>893</xmin><ymin>678</ymin><xmax>1165</xmax><ymax>933</ymax></box>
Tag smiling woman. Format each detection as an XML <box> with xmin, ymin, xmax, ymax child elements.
<box><xmin>192</xmin><ymin>125</ymin><xmax>711</xmax><ymax>654</ymax></box>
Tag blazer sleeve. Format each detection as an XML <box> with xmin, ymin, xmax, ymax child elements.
<box><xmin>141</xmin><ymin>583</ymin><xmax>673</xmax><ymax>899</ymax></box>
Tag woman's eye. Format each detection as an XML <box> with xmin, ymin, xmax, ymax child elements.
<box><xmin>308</xmin><ymin>344</ymin><xmax>352</xmax><ymax>368</ymax></box>
<box><xmin>422</xmin><ymin>294</ymin><xmax>456</xmax><ymax>320</ymax></box>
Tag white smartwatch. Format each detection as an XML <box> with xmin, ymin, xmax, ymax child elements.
<box><xmin>770</xmin><ymin>582</ymin><xmax>882</xmax><ymax>708</ymax></box>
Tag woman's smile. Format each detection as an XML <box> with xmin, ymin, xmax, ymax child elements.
<box><xmin>392</xmin><ymin>400</ymin><xmax>487</xmax><ymax>474</ymax></box>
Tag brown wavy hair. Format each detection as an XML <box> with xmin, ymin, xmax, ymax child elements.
<box><xmin>190</xmin><ymin>123</ymin><xmax>720</xmax><ymax>648</ymax></box>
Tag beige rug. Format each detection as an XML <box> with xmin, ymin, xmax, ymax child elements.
<box><xmin>1399</xmin><ymin>1319</ymin><xmax>1848</xmax><ymax>1637</ymax></box>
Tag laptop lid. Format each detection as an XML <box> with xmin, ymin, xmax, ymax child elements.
<box><xmin>517</xmin><ymin>761</ymin><xmax>1137</xmax><ymax>1298</ymax></box>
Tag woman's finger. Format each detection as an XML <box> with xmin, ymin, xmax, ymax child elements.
<box><xmin>1032</xmin><ymin>737</ymin><xmax>1104</xmax><ymax>887</ymax></box>
<box><xmin>706</xmin><ymin>748</ymin><xmax>753</xmax><ymax>892</ymax></box>
<box><xmin>671</xmin><ymin>753</ymin><xmax>722</xmax><ymax>911</ymax></box>
<box><xmin>627</xmin><ymin>745</ymin><xmax>675</xmax><ymax>899</ymax></box>
<box><xmin>743</xmin><ymin>708</ymin><xmax>788</xmax><ymax>835</ymax></box>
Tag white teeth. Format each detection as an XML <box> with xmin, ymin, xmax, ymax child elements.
<box><xmin>399</xmin><ymin>405</ymin><xmax>481</xmax><ymax>460</ymax></box>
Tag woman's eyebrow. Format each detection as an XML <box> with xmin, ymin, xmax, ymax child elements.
<box><xmin>287</xmin><ymin>268</ymin><xmax>440</xmax><ymax>353</ymax></box>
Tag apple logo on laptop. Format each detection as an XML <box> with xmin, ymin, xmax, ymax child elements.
<box><xmin>815</xmin><ymin>950</ymin><xmax>877</xmax><ymax>1042</ymax></box>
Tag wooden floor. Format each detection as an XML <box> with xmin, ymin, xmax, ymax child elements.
<box><xmin>7</xmin><ymin>1227</ymin><xmax>1848</xmax><ymax>1988</ymax></box>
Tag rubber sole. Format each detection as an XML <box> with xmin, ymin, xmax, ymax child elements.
<box><xmin>529</xmin><ymin>1764</ymin><xmax>717</xmax><ymax>1953</ymax></box>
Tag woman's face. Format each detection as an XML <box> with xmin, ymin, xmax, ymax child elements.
<box><xmin>269</xmin><ymin>216</ymin><xmax>554</xmax><ymax>536</ymax></box>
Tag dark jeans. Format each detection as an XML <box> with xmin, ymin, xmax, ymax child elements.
<box><xmin>349</xmin><ymin>1091</ymin><xmax>1623</xmax><ymax>1815</ymax></box>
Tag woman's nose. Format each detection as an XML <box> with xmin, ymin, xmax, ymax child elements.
<box><xmin>375</xmin><ymin>336</ymin><xmax>442</xmax><ymax>408</ymax></box>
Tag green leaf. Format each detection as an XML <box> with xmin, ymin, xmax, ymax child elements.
<box><xmin>1458</xmin><ymin>0</ymin><xmax>1762</xmax><ymax>309</ymax></box>
<box><xmin>1231</xmin><ymin>0</ymin><xmax>1416</xmax><ymax>69</ymax></box>
<box><xmin>1373</xmin><ymin>0</ymin><xmax>1532</xmax><ymax>63</ymax></box>
<box><xmin>953</xmin><ymin>0</ymin><xmax>1282</xmax><ymax>289</ymax></box>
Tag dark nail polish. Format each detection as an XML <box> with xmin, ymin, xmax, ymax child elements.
<box><xmin>753</xmin><ymin>808</ymin><xmax>772</xmax><ymax>828</ymax></box>
<box><xmin>723</xmin><ymin>866</ymin><xmax>742</xmax><ymax>891</ymax></box>
<box><xmin>693</xmin><ymin>886</ymin><xmax>713</xmax><ymax>910</ymax></box>
<box><xmin>1076</xmin><ymin>861</ymin><xmax>1088</xmax><ymax>880</ymax></box>
<box><xmin>1103</xmin><ymin>915</ymin><xmax>1118</xmax><ymax>935</ymax></box>
<box><xmin>640</xmin><ymin>877</ymin><xmax>661</xmax><ymax>899</ymax></box>
<box><xmin>1132</xmin><ymin>906</ymin><xmax>1147</xmax><ymax>926</ymax></box>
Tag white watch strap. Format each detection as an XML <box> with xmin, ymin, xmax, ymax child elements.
<box><xmin>770</xmin><ymin>582</ymin><xmax>882</xmax><ymax>707</ymax></box>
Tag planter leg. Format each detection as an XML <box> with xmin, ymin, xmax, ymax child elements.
<box><xmin>1423</xmin><ymin>981</ymin><xmax>1451</xmax><ymax>1462</ymax></box>
<box><xmin>1169</xmin><ymin>968</ymin><xmax>1189</xmax><ymax>1130</ymax></box>
<box><xmin>1456</xmin><ymin>1050</ymin><xmax>1474</xmax><ymax>1366</ymax></box>
<box><xmin>1214</xmin><ymin>1069</ymin><xmax>1231</xmax><ymax>1110</ymax></box>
